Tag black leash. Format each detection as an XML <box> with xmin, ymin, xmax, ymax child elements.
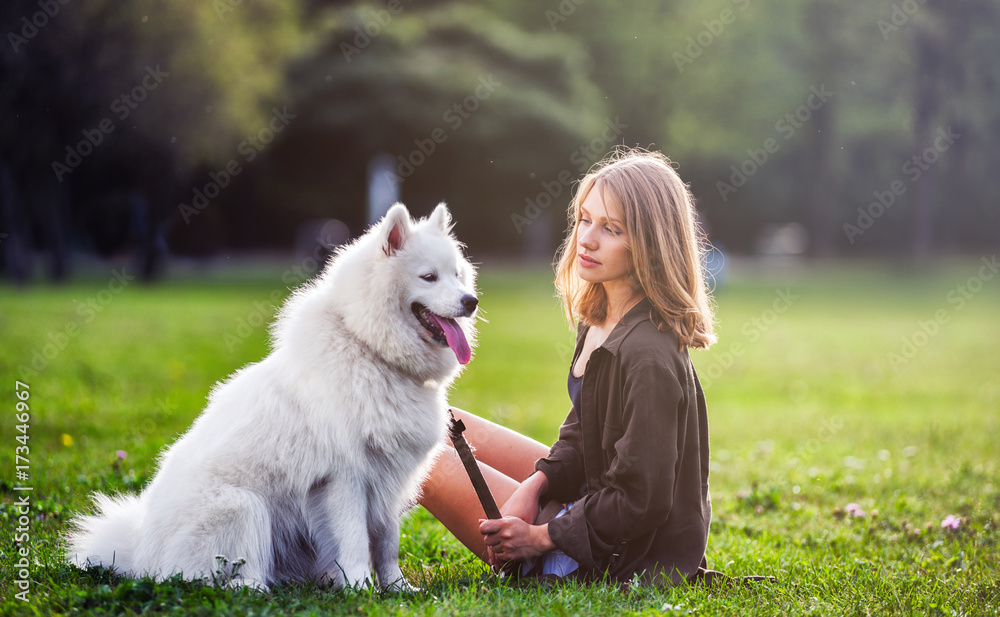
<box><xmin>447</xmin><ymin>408</ymin><xmax>502</xmax><ymax>520</ymax></box>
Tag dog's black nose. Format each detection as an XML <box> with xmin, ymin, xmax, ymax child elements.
<box><xmin>461</xmin><ymin>294</ymin><xmax>478</xmax><ymax>314</ymax></box>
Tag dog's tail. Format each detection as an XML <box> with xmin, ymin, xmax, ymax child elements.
<box><xmin>66</xmin><ymin>492</ymin><xmax>144</xmax><ymax>574</ymax></box>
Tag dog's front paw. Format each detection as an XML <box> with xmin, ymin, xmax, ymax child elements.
<box><xmin>323</xmin><ymin>567</ymin><xmax>375</xmax><ymax>590</ymax></box>
<box><xmin>381</xmin><ymin>577</ymin><xmax>420</xmax><ymax>594</ymax></box>
<box><xmin>228</xmin><ymin>578</ymin><xmax>270</xmax><ymax>592</ymax></box>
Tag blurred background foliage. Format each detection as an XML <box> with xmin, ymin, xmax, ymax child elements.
<box><xmin>2</xmin><ymin>0</ymin><xmax>999</xmax><ymax>281</ymax></box>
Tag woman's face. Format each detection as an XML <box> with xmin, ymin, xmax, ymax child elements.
<box><xmin>575</xmin><ymin>187</ymin><xmax>633</xmax><ymax>287</ymax></box>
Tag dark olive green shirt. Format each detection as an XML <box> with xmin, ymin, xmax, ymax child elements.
<box><xmin>535</xmin><ymin>298</ymin><xmax>712</xmax><ymax>585</ymax></box>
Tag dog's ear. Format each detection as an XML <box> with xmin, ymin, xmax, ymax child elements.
<box><xmin>381</xmin><ymin>203</ymin><xmax>411</xmax><ymax>257</ymax></box>
<box><xmin>429</xmin><ymin>202</ymin><xmax>453</xmax><ymax>233</ymax></box>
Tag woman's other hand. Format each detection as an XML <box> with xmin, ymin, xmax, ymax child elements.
<box><xmin>483</xmin><ymin>470</ymin><xmax>551</xmax><ymax>565</ymax></box>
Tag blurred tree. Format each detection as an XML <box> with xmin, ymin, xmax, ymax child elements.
<box><xmin>4</xmin><ymin>0</ymin><xmax>1000</xmax><ymax>268</ymax></box>
<box><xmin>0</xmin><ymin>0</ymin><xmax>302</xmax><ymax>276</ymax></box>
<box><xmin>907</xmin><ymin>0</ymin><xmax>1000</xmax><ymax>258</ymax></box>
<box><xmin>659</xmin><ymin>0</ymin><xmax>893</xmax><ymax>256</ymax></box>
<box><xmin>262</xmin><ymin>3</ymin><xmax>608</xmax><ymax>254</ymax></box>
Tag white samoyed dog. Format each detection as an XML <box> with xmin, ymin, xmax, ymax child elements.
<box><xmin>67</xmin><ymin>203</ymin><xmax>478</xmax><ymax>591</ymax></box>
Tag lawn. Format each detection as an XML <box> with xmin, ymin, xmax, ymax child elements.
<box><xmin>1</xmin><ymin>259</ymin><xmax>998</xmax><ymax>616</ymax></box>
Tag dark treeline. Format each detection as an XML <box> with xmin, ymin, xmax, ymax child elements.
<box><xmin>2</xmin><ymin>0</ymin><xmax>998</xmax><ymax>280</ymax></box>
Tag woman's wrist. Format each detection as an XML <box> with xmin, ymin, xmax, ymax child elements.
<box><xmin>535</xmin><ymin>523</ymin><xmax>556</xmax><ymax>553</ymax></box>
<box><xmin>524</xmin><ymin>469</ymin><xmax>549</xmax><ymax>497</ymax></box>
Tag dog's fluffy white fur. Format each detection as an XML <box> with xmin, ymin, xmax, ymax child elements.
<box><xmin>67</xmin><ymin>203</ymin><xmax>477</xmax><ymax>590</ymax></box>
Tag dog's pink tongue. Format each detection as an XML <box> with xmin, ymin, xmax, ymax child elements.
<box><xmin>431</xmin><ymin>314</ymin><xmax>472</xmax><ymax>365</ymax></box>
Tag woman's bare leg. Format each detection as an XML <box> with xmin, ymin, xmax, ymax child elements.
<box><xmin>418</xmin><ymin>407</ymin><xmax>550</xmax><ymax>560</ymax></box>
<box><xmin>449</xmin><ymin>407</ymin><xmax>548</xmax><ymax>482</ymax></box>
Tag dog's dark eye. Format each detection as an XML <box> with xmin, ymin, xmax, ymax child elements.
<box><xmin>420</xmin><ymin>273</ymin><xmax>438</xmax><ymax>282</ymax></box>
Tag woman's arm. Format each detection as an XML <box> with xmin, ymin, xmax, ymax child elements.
<box><xmin>499</xmin><ymin>469</ymin><xmax>548</xmax><ymax>523</ymax></box>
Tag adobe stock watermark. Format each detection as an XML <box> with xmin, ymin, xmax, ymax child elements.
<box><xmin>510</xmin><ymin>116</ymin><xmax>628</xmax><ymax>234</ymax></box>
<box><xmin>51</xmin><ymin>65</ymin><xmax>169</xmax><ymax>183</ymax></box>
<box><xmin>222</xmin><ymin>294</ymin><xmax>286</xmax><ymax>353</ymax></box>
<box><xmin>213</xmin><ymin>0</ymin><xmax>244</xmax><ymax>20</ymax></box>
<box><xmin>545</xmin><ymin>0</ymin><xmax>586</xmax><ymax>31</ymax></box>
<box><xmin>222</xmin><ymin>236</ymin><xmax>335</xmax><ymax>351</ymax></box>
<box><xmin>340</xmin><ymin>0</ymin><xmax>412</xmax><ymax>63</ymax></box>
<box><xmin>698</xmin><ymin>287</ymin><xmax>799</xmax><ymax>389</ymax></box>
<box><xmin>126</xmin><ymin>397</ymin><xmax>175</xmax><ymax>447</ymax></box>
<box><xmin>877</xmin><ymin>0</ymin><xmax>926</xmax><ymax>40</ymax></box>
<box><xmin>12</xmin><ymin>380</ymin><xmax>32</xmax><ymax>602</ymax></box>
<box><xmin>7</xmin><ymin>0</ymin><xmax>71</xmax><ymax>55</ymax></box>
<box><xmin>673</xmin><ymin>0</ymin><xmax>751</xmax><ymax>74</ymax></box>
<box><xmin>16</xmin><ymin>268</ymin><xmax>137</xmax><ymax>378</ymax></box>
<box><xmin>717</xmin><ymin>84</ymin><xmax>833</xmax><ymax>202</ymax></box>
<box><xmin>842</xmin><ymin>125</ymin><xmax>959</xmax><ymax>244</ymax></box>
<box><xmin>391</xmin><ymin>74</ymin><xmax>501</xmax><ymax>181</ymax></box>
<box><xmin>887</xmin><ymin>255</ymin><xmax>998</xmax><ymax>372</ymax></box>
<box><xmin>769</xmin><ymin>415</ymin><xmax>844</xmax><ymax>490</ymax></box>
<box><xmin>179</xmin><ymin>106</ymin><xmax>296</xmax><ymax>224</ymax></box>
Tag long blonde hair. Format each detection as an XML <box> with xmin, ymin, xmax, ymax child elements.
<box><xmin>554</xmin><ymin>148</ymin><xmax>716</xmax><ymax>350</ymax></box>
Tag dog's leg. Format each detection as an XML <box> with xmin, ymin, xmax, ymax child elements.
<box><xmin>368</xmin><ymin>506</ymin><xmax>413</xmax><ymax>592</ymax></box>
<box><xmin>362</xmin><ymin>440</ymin><xmax>416</xmax><ymax>592</ymax></box>
<box><xmin>308</xmin><ymin>477</ymin><xmax>372</xmax><ymax>588</ymax></box>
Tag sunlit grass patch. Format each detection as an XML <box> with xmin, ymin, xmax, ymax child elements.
<box><xmin>1</xmin><ymin>261</ymin><xmax>998</xmax><ymax>615</ymax></box>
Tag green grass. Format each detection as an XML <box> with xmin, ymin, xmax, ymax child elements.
<box><xmin>1</xmin><ymin>260</ymin><xmax>998</xmax><ymax>615</ymax></box>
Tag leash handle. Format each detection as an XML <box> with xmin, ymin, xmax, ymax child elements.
<box><xmin>447</xmin><ymin>409</ymin><xmax>503</xmax><ymax>520</ymax></box>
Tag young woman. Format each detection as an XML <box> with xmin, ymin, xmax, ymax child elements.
<box><xmin>419</xmin><ymin>148</ymin><xmax>716</xmax><ymax>585</ymax></box>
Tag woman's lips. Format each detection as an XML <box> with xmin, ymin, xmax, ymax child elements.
<box><xmin>578</xmin><ymin>253</ymin><xmax>600</xmax><ymax>268</ymax></box>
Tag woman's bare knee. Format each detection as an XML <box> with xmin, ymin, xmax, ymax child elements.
<box><xmin>448</xmin><ymin>407</ymin><xmax>548</xmax><ymax>482</ymax></box>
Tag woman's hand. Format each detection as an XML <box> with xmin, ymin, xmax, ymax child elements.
<box><xmin>479</xmin><ymin>517</ymin><xmax>555</xmax><ymax>564</ymax></box>
<box><xmin>483</xmin><ymin>470</ymin><xmax>551</xmax><ymax>565</ymax></box>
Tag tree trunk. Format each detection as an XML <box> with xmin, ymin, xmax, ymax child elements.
<box><xmin>910</xmin><ymin>23</ymin><xmax>943</xmax><ymax>262</ymax></box>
